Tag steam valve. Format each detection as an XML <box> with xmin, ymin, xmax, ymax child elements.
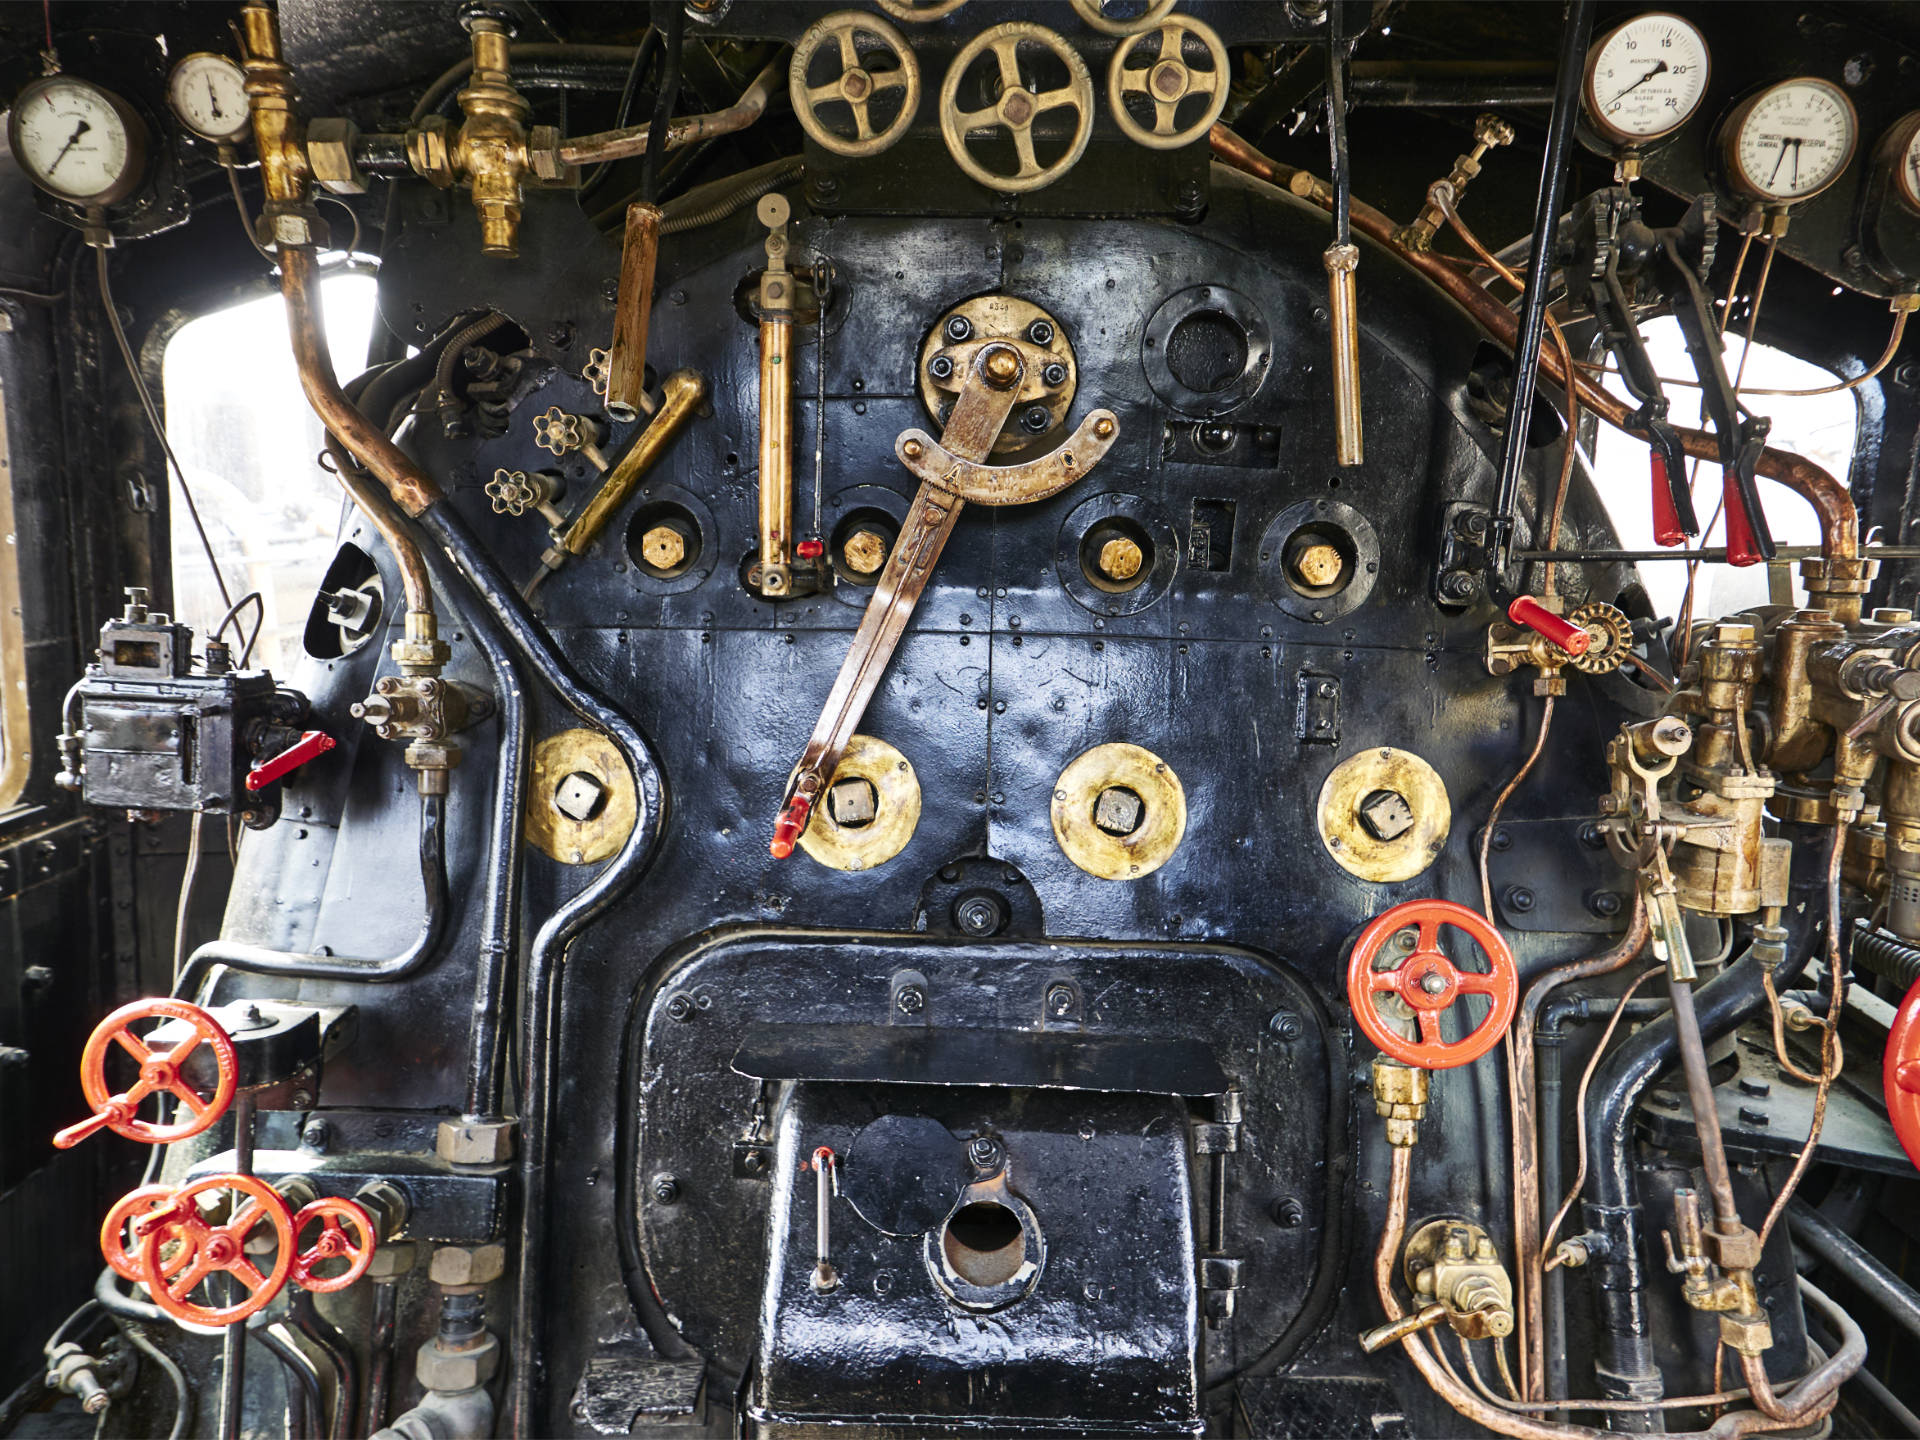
<box><xmin>1346</xmin><ymin>900</ymin><xmax>1517</xmax><ymax>1070</ymax></box>
<box><xmin>53</xmin><ymin>999</ymin><xmax>238</xmax><ymax>1149</ymax></box>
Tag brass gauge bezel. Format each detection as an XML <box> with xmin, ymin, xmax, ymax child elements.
<box><xmin>1718</xmin><ymin>76</ymin><xmax>1860</xmax><ymax>208</ymax></box>
<box><xmin>7</xmin><ymin>75</ymin><xmax>149</xmax><ymax>207</ymax></box>
<box><xmin>1579</xmin><ymin>11</ymin><xmax>1711</xmax><ymax>150</ymax></box>
<box><xmin>1876</xmin><ymin>110</ymin><xmax>1920</xmax><ymax>215</ymax></box>
<box><xmin>167</xmin><ymin>52</ymin><xmax>252</xmax><ymax>145</ymax></box>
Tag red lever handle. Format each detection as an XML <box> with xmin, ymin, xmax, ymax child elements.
<box><xmin>1722</xmin><ymin>471</ymin><xmax>1766</xmax><ymax>569</ymax></box>
<box><xmin>770</xmin><ymin>793</ymin><xmax>812</xmax><ymax>859</ymax></box>
<box><xmin>796</xmin><ymin>539</ymin><xmax>825</xmax><ymax>560</ymax></box>
<box><xmin>246</xmin><ymin>730</ymin><xmax>337</xmax><ymax>791</ymax></box>
<box><xmin>1506</xmin><ymin>595</ymin><xmax>1591</xmax><ymax>658</ymax></box>
<box><xmin>1650</xmin><ymin>454</ymin><xmax>1687</xmax><ymax>548</ymax></box>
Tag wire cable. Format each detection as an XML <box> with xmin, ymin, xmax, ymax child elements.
<box><xmin>111</xmin><ymin>1317</ymin><xmax>191</xmax><ymax>1440</ymax></box>
<box><xmin>95</xmin><ymin>248</ymin><xmax>235</xmax><ymax>613</ymax></box>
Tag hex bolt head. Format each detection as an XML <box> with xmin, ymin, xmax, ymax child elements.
<box><xmin>928</xmin><ymin>354</ymin><xmax>955</xmax><ymax>380</ymax></box>
<box><xmin>666</xmin><ymin>993</ymin><xmax>696</xmax><ymax>1022</ymax></box>
<box><xmin>944</xmin><ymin>315</ymin><xmax>973</xmax><ymax>343</ymax></box>
<box><xmin>1269</xmin><ymin>1010</ymin><xmax>1304</xmax><ymax>1041</ymax></box>
<box><xmin>1503</xmin><ymin>886</ymin><xmax>1536</xmax><ymax>914</ymax></box>
<box><xmin>1021</xmin><ymin>405</ymin><xmax>1052</xmax><ymax>433</ymax></box>
<box><xmin>641</xmin><ymin>525</ymin><xmax>686</xmax><ymax>571</ymax></box>
<box><xmin>1738</xmin><ymin>1107</ymin><xmax>1770</xmax><ymax>1127</ymax></box>
<box><xmin>1587</xmin><ymin>890</ymin><xmax>1623</xmax><ymax>919</ymax></box>
<box><xmin>301</xmin><ymin>1119</ymin><xmax>332</xmax><ymax>1152</ymax></box>
<box><xmin>651</xmin><ymin>1174</ymin><xmax>680</xmax><ymax>1204</ymax></box>
<box><xmin>742</xmin><ymin>1148</ymin><xmax>768</xmax><ymax>1174</ymax></box>
<box><xmin>1042</xmin><ymin>362</ymin><xmax>1068</xmax><ymax>387</ymax></box>
<box><xmin>953</xmin><ymin>893</ymin><xmax>1006</xmax><ymax>936</ymax></box>
<box><xmin>895</xmin><ymin>985</ymin><xmax>925</xmax><ymax>1016</ymax></box>
<box><xmin>1026</xmin><ymin>319</ymin><xmax>1055</xmax><ymax>346</ymax></box>
<box><xmin>968</xmin><ymin>1135</ymin><xmax>1002</xmax><ymax>1170</ymax></box>
<box><xmin>1272</xmin><ymin>1196</ymin><xmax>1305</xmax><ymax>1227</ymax></box>
<box><xmin>1738</xmin><ymin>1076</ymin><xmax>1772</xmax><ymax>1098</ymax></box>
<box><xmin>1045</xmin><ymin>983</ymin><xmax>1076</xmax><ymax>1018</ymax></box>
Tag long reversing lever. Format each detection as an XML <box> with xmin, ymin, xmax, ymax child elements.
<box><xmin>770</xmin><ymin>343</ymin><xmax>1119</xmax><ymax>857</ymax></box>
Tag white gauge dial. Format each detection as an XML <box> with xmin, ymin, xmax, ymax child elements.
<box><xmin>7</xmin><ymin>77</ymin><xmax>146</xmax><ymax>205</ymax></box>
<box><xmin>1582</xmin><ymin>13</ymin><xmax>1710</xmax><ymax>146</ymax></box>
<box><xmin>1894</xmin><ymin>115</ymin><xmax>1920</xmax><ymax>211</ymax></box>
<box><xmin>168</xmin><ymin>53</ymin><xmax>250</xmax><ymax>143</ymax></box>
<box><xmin>1725</xmin><ymin>77</ymin><xmax>1858</xmax><ymax>204</ymax></box>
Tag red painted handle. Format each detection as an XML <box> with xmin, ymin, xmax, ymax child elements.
<box><xmin>1722</xmin><ymin>472</ymin><xmax>1765</xmax><ymax>569</ymax></box>
<box><xmin>796</xmin><ymin>539</ymin><xmax>825</xmax><ymax>560</ymax></box>
<box><xmin>1650</xmin><ymin>454</ymin><xmax>1687</xmax><ymax>548</ymax></box>
<box><xmin>1506</xmin><ymin>595</ymin><xmax>1591</xmax><ymax>657</ymax></box>
<box><xmin>246</xmin><ymin>730</ymin><xmax>337</xmax><ymax>791</ymax></box>
<box><xmin>1885</xmin><ymin>976</ymin><xmax>1920</xmax><ymax>1172</ymax></box>
<box><xmin>770</xmin><ymin>793</ymin><xmax>812</xmax><ymax>859</ymax></box>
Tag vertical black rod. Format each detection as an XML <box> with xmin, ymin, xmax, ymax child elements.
<box><xmin>1489</xmin><ymin>0</ymin><xmax>1595</xmax><ymax>572</ymax></box>
<box><xmin>362</xmin><ymin>1281</ymin><xmax>398</xmax><ymax>1435</ymax></box>
<box><xmin>1326</xmin><ymin>1</ymin><xmax>1351</xmax><ymax>248</ymax></box>
<box><xmin>1537</xmin><ymin>1019</ymin><xmax>1570</xmax><ymax>1402</ymax></box>
<box><xmin>219</xmin><ymin>1093</ymin><xmax>256</xmax><ymax>1440</ymax></box>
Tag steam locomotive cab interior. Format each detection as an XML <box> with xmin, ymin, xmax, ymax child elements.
<box><xmin>3</xmin><ymin>0</ymin><xmax>1920</xmax><ymax>1436</ymax></box>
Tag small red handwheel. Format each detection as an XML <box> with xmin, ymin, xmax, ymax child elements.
<box><xmin>1883</xmin><ymin>977</ymin><xmax>1920</xmax><ymax>1171</ymax></box>
<box><xmin>1346</xmin><ymin>899</ymin><xmax>1519</xmax><ymax>1070</ymax></box>
<box><xmin>100</xmin><ymin>1184</ymin><xmax>192</xmax><ymax>1283</ymax></box>
<box><xmin>140</xmin><ymin>1173</ymin><xmax>294</xmax><ymax>1327</ymax></box>
<box><xmin>54</xmin><ymin>999</ymin><xmax>238</xmax><ymax>1149</ymax></box>
<box><xmin>290</xmin><ymin>1197</ymin><xmax>378</xmax><ymax>1293</ymax></box>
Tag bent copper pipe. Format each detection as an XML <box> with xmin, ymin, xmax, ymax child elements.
<box><xmin>1210</xmin><ymin>127</ymin><xmax>1859</xmax><ymax>561</ymax></box>
<box><xmin>559</xmin><ymin>56</ymin><xmax>784</xmax><ymax>167</ymax></box>
<box><xmin>1510</xmin><ymin>899</ymin><xmax>1649</xmax><ymax>1402</ymax></box>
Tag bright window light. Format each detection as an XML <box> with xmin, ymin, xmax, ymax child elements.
<box><xmin>162</xmin><ymin>274</ymin><xmax>379</xmax><ymax>674</ymax></box>
<box><xmin>1587</xmin><ymin>316</ymin><xmax>1857</xmax><ymax>623</ymax></box>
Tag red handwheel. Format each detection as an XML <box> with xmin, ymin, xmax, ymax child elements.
<box><xmin>290</xmin><ymin>1197</ymin><xmax>378</xmax><ymax>1293</ymax></box>
<box><xmin>1884</xmin><ymin>977</ymin><xmax>1920</xmax><ymax>1171</ymax></box>
<box><xmin>100</xmin><ymin>1184</ymin><xmax>192</xmax><ymax>1283</ymax></box>
<box><xmin>140</xmin><ymin>1173</ymin><xmax>295</xmax><ymax>1327</ymax></box>
<box><xmin>1346</xmin><ymin>899</ymin><xmax>1519</xmax><ymax>1070</ymax></box>
<box><xmin>54</xmin><ymin>999</ymin><xmax>238</xmax><ymax>1149</ymax></box>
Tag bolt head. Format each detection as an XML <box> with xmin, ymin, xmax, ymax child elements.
<box><xmin>666</xmin><ymin>993</ymin><xmax>696</xmax><ymax>1022</ymax></box>
<box><xmin>1098</xmin><ymin>536</ymin><xmax>1144</xmax><ymax>582</ymax></box>
<box><xmin>944</xmin><ymin>315</ymin><xmax>973</xmax><ymax>343</ymax></box>
<box><xmin>1272</xmin><ymin>1197</ymin><xmax>1305</xmax><ymax>1227</ymax></box>
<box><xmin>1504</xmin><ymin>886</ymin><xmax>1536</xmax><ymax>914</ymax></box>
<box><xmin>1026</xmin><ymin>319</ymin><xmax>1055</xmax><ymax>346</ymax></box>
<box><xmin>928</xmin><ymin>354</ymin><xmax>955</xmax><ymax>380</ymax></box>
<box><xmin>968</xmin><ymin>1135</ymin><xmax>1002</xmax><ymax>1169</ymax></box>
<box><xmin>1045</xmin><ymin>983</ymin><xmax>1076</xmax><ymax>1017</ymax></box>
<box><xmin>1357</xmin><ymin>788</ymin><xmax>1415</xmax><ymax>843</ymax></box>
<box><xmin>982</xmin><ymin>346</ymin><xmax>1021</xmax><ymax>388</ymax></box>
<box><xmin>1269</xmin><ymin>1010</ymin><xmax>1304</xmax><ymax>1041</ymax></box>
<box><xmin>1021</xmin><ymin>405</ymin><xmax>1052</xmax><ymax>433</ymax></box>
<box><xmin>301</xmin><ymin>1120</ymin><xmax>332</xmax><ymax>1151</ymax></box>
<box><xmin>1042</xmin><ymin>362</ymin><xmax>1068</xmax><ymax>387</ymax></box>
<box><xmin>895</xmin><ymin>985</ymin><xmax>925</xmax><ymax>1015</ymax></box>
<box><xmin>842</xmin><ymin>528</ymin><xmax>889</xmax><ymax>575</ymax></box>
<box><xmin>1289</xmin><ymin>541</ymin><xmax>1346</xmax><ymax>590</ymax></box>
<box><xmin>641</xmin><ymin>525</ymin><xmax>686</xmax><ymax>571</ymax></box>
<box><xmin>1093</xmin><ymin>785</ymin><xmax>1145</xmax><ymax>836</ymax></box>
<box><xmin>651</xmin><ymin>1175</ymin><xmax>680</xmax><ymax>1204</ymax></box>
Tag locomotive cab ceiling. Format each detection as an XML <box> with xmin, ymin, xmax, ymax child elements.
<box><xmin>2</xmin><ymin>1</ymin><xmax>1920</xmax><ymax>1439</ymax></box>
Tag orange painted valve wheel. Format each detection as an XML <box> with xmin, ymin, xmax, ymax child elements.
<box><xmin>1884</xmin><ymin>977</ymin><xmax>1920</xmax><ymax>1171</ymax></box>
<box><xmin>139</xmin><ymin>1173</ymin><xmax>295</xmax><ymax>1327</ymax></box>
<box><xmin>54</xmin><ymin>998</ymin><xmax>238</xmax><ymax>1149</ymax></box>
<box><xmin>100</xmin><ymin>1184</ymin><xmax>193</xmax><ymax>1284</ymax></box>
<box><xmin>1346</xmin><ymin>899</ymin><xmax>1519</xmax><ymax>1070</ymax></box>
<box><xmin>290</xmin><ymin>1197</ymin><xmax>378</xmax><ymax>1293</ymax></box>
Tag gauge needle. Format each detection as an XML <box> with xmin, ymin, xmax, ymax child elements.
<box><xmin>1791</xmin><ymin>136</ymin><xmax>1802</xmax><ymax>188</ymax></box>
<box><xmin>207</xmin><ymin>79</ymin><xmax>223</xmax><ymax>119</ymax></box>
<box><xmin>45</xmin><ymin>119</ymin><xmax>91</xmax><ymax>176</ymax></box>
<box><xmin>1603</xmin><ymin>59</ymin><xmax>1668</xmax><ymax>109</ymax></box>
<box><xmin>1768</xmin><ymin>137</ymin><xmax>1790</xmax><ymax>188</ymax></box>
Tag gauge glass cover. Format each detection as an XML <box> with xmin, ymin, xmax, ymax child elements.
<box><xmin>1583</xmin><ymin>13</ymin><xmax>1710</xmax><ymax>145</ymax></box>
<box><xmin>8</xmin><ymin>77</ymin><xmax>139</xmax><ymax>203</ymax></box>
<box><xmin>1730</xmin><ymin>78</ymin><xmax>1858</xmax><ymax>203</ymax></box>
<box><xmin>169</xmin><ymin>54</ymin><xmax>250</xmax><ymax>143</ymax></box>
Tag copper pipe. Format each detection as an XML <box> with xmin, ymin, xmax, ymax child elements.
<box><xmin>1374</xmin><ymin>1142</ymin><xmax>1850</xmax><ymax>1439</ymax></box>
<box><xmin>606</xmin><ymin>202</ymin><xmax>663</xmax><ymax>424</ymax></box>
<box><xmin>1740</xmin><ymin>1284</ymin><xmax>1865</xmax><ymax>1426</ymax></box>
<box><xmin>1510</xmin><ymin>899</ymin><xmax>1649</xmax><ymax>1402</ymax></box>
<box><xmin>1209</xmin><ymin>127</ymin><xmax>1858</xmax><ymax>561</ymax></box>
<box><xmin>558</xmin><ymin>56</ymin><xmax>784</xmax><ymax>166</ymax></box>
<box><xmin>324</xmin><ymin>438</ymin><xmax>435</xmax><ymax>618</ymax></box>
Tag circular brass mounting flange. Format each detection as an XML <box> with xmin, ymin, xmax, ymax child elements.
<box><xmin>796</xmin><ymin>734</ymin><xmax>922</xmax><ymax>872</ymax></box>
<box><xmin>1051</xmin><ymin>743</ymin><xmax>1186</xmax><ymax>880</ymax></box>
<box><xmin>526</xmin><ymin>728</ymin><xmax>638</xmax><ymax>866</ymax></box>
<box><xmin>919</xmin><ymin>295</ymin><xmax>1076</xmax><ymax>455</ymax></box>
<box><xmin>1317</xmin><ymin>747</ymin><xmax>1450</xmax><ymax>883</ymax></box>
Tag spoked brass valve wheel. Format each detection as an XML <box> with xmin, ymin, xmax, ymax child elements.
<box><xmin>792</xmin><ymin>11</ymin><xmax>921</xmax><ymax>158</ymax></box>
<box><xmin>939</xmin><ymin>22</ymin><xmax>1095</xmax><ymax>194</ymax></box>
<box><xmin>1105</xmin><ymin>16</ymin><xmax>1230</xmax><ymax>151</ymax></box>
<box><xmin>1346</xmin><ymin>900</ymin><xmax>1518</xmax><ymax>1069</ymax></box>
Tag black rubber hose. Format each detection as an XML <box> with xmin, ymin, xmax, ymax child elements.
<box><xmin>1853</xmin><ymin>919</ymin><xmax>1920</xmax><ymax>991</ymax></box>
<box><xmin>175</xmin><ymin>793</ymin><xmax>448</xmax><ymax>1001</ymax></box>
<box><xmin>110</xmin><ymin>1314</ymin><xmax>192</xmax><ymax>1440</ymax></box>
<box><xmin>1489</xmin><ymin>0</ymin><xmax>1595</xmax><ymax>571</ymax></box>
<box><xmin>411</xmin><ymin>499</ymin><xmax>669</xmax><ymax>1437</ymax></box>
<box><xmin>93</xmin><ymin>1265</ymin><xmax>166</xmax><ymax>1324</ymax></box>
<box><xmin>254</xmin><ymin>1327</ymin><xmax>321</xmax><ymax>1440</ymax></box>
<box><xmin>641</xmin><ymin>7</ymin><xmax>686</xmax><ymax>205</ymax></box>
<box><xmin>1788</xmin><ymin>1198</ymin><xmax>1920</xmax><ymax>1350</ymax></box>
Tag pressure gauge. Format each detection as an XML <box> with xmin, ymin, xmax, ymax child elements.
<box><xmin>168</xmin><ymin>53</ymin><xmax>250</xmax><ymax>144</ymax></box>
<box><xmin>1581</xmin><ymin>13</ymin><xmax>1710</xmax><ymax>147</ymax></box>
<box><xmin>1720</xmin><ymin>77</ymin><xmax>1859</xmax><ymax>206</ymax></box>
<box><xmin>6</xmin><ymin>75</ymin><xmax>148</xmax><ymax>206</ymax></box>
<box><xmin>1881</xmin><ymin>111</ymin><xmax>1920</xmax><ymax>214</ymax></box>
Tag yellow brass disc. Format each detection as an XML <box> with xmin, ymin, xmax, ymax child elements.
<box><xmin>525</xmin><ymin>728</ymin><xmax>638</xmax><ymax>866</ymax></box>
<box><xmin>1316</xmin><ymin>747</ymin><xmax>1451</xmax><ymax>883</ymax></box>
<box><xmin>1050</xmin><ymin>743</ymin><xmax>1186</xmax><ymax>880</ymax></box>
<box><xmin>797</xmin><ymin>734</ymin><xmax>922</xmax><ymax>872</ymax></box>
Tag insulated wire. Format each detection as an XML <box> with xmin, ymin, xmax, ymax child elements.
<box><xmin>95</xmin><ymin>248</ymin><xmax>235</xmax><ymax>614</ymax></box>
<box><xmin>113</xmin><ymin>1317</ymin><xmax>191</xmax><ymax>1440</ymax></box>
<box><xmin>640</xmin><ymin>6</ymin><xmax>685</xmax><ymax>205</ymax></box>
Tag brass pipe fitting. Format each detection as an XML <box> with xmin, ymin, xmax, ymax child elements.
<box><xmin>1371</xmin><ymin>1058</ymin><xmax>1428</xmax><ymax>1148</ymax></box>
<box><xmin>446</xmin><ymin>12</ymin><xmax>561</xmax><ymax>258</ymax></box>
<box><xmin>1324</xmin><ymin>242</ymin><xmax>1363</xmax><ymax>467</ymax></box>
<box><xmin>606</xmin><ymin>202</ymin><xmax>663</xmax><ymax>423</ymax></box>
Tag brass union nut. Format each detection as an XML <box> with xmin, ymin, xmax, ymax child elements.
<box><xmin>1372</xmin><ymin>1057</ymin><xmax>1429</xmax><ymax>1146</ymax></box>
<box><xmin>1702</xmin><ymin>1224</ymin><xmax>1763</xmax><ymax>1272</ymax></box>
<box><xmin>641</xmin><ymin>525</ymin><xmax>686</xmax><ymax>571</ymax></box>
<box><xmin>1290</xmin><ymin>541</ymin><xmax>1346</xmax><ymax>589</ymax></box>
<box><xmin>306</xmin><ymin>117</ymin><xmax>366</xmax><ymax>195</ymax></box>
<box><xmin>1718</xmin><ymin>1309</ymin><xmax>1774</xmax><ymax>1356</ymax></box>
<box><xmin>1098</xmin><ymin>536</ymin><xmax>1143</xmax><ymax>582</ymax></box>
<box><xmin>427</xmin><ymin>1242</ymin><xmax>507</xmax><ymax>1288</ymax></box>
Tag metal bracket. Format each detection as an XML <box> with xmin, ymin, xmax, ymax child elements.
<box><xmin>893</xmin><ymin>409</ymin><xmax>1119</xmax><ymax>507</ymax></box>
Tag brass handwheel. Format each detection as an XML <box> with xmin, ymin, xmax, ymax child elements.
<box><xmin>1106</xmin><ymin>16</ymin><xmax>1229</xmax><ymax>151</ymax></box>
<box><xmin>1069</xmin><ymin>0</ymin><xmax>1179</xmax><ymax>37</ymax></box>
<box><xmin>791</xmin><ymin>10</ymin><xmax>921</xmax><ymax>159</ymax></box>
<box><xmin>875</xmin><ymin>0</ymin><xmax>970</xmax><ymax>20</ymax></box>
<box><xmin>939</xmin><ymin>22</ymin><xmax>1094</xmax><ymax>195</ymax></box>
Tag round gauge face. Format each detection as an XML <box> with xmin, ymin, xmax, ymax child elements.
<box><xmin>1727</xmin><ymin>77</ymin><xmax>1859</xmax><ymax>204</ymax></box>
<box><xmin>1895</xmin><ymin>116</ymin><xmax>1920</xmax><ymax>211</ymax></box>
<box><xmin>168</xmin><ymin>53</ymin><xmax>250</xmax><ymax>143</ymax></box>
<box><xmin>1583</xmin><ymin>13</ymin><xmax>1711</xmax><ymax>146</ymax></box>
<box><xmin>7</xmin><ymin>76</ymin><xmax>144</xmax><ymax>204</ymax></box>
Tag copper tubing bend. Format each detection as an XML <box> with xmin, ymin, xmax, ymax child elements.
<box><xmin>1377</xmin><ymin>1144</ymin><xmax>1859</xmax><ymax>1438</ymax></box>
<box><xmin>559</xmin><ymin>56</ymin><xmax>785</xmax><ymax>167</ymax></box>
<box><xmin>1209</xmin><ymin>126</ymin><xmax>1859</xmax><ymax>561</ymax></box>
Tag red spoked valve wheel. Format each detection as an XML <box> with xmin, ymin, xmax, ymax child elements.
<box><xmin>1346</xmin><ymin>899</ymin><xmax>1519</xmax><ymax>1070</ymax></box>
<box><xmin>1884</xmin><ymin>977</ymin><xmax>1920</xmax><ymax>1171</ymax></box>
<box><xmin>54</xmin><ymin>998</ymin><xmax>237</xmax><ymax>1149</ymax></box>
<box><xmin>100</xmin><ymin>1184</ymin><xmax>193</xmax><ymax>1284</ymax></box>
<box><xmin>290</xmin><ymin>1197</ymin><xmax>378</xmax><ymax>1293</ymax></box>
<box><xmin>140</xmin><ymin>1173</ymin><xmax>295</xmax><ymax>1327</ymax></box>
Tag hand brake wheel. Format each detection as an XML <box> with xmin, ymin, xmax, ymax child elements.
<box><xmin>939</xmin><ymin>22</ymin><xmax>1095</xmax><ymax>194</ymax></box>
<box><xmin>792</xmin><ymin>11</ymin><xmax>921</xmax><ymax>159</ymax></box>
<box><xmin>1346</xmin><ymin>899</ymin><xmax>1518</xmax><ymax>1069</ymax></box>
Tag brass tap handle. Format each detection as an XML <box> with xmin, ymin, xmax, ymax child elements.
<box><xmin>1359</xmin><ymin>1302</ymin><xmax>1448</xmax><ymax>1354</ymax></box>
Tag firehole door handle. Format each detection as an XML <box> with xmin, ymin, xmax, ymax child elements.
<box><xmin>246</xmin><ymin>731</ymin><xmax>337</xmax><ymax>791</ymax></box>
